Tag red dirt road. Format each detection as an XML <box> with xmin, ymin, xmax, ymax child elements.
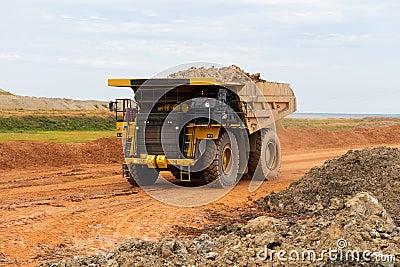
<box><xmin>1</xmin><ymin>126</ymin><xmax>400</xmax><ymax>266</ymax></box>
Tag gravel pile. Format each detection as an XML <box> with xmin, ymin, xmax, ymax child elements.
<box><xmin>168</xmin><ymin>65</ymin><xmax>265</xmax><ymax>83</ymax></box>
<box><xmin>40</xmin><ymin>192</ymin><xmax>400</xmax><ymax>267</ymax></box>
<box><xmin>257</xmin><ymin>147</ymin><xmax>400</xmax><ymax>223</ymax></box>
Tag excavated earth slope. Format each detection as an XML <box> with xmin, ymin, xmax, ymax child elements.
<box><xmin>40</xmin><ymin>147</ymin><xmax>400</xmax><ymax>267</ymax></box>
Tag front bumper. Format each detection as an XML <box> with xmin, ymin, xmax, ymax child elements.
<box><xmin>123</xmin><ymin>155</ymin><xmax>195</xmax><ymax>169</ymax></box>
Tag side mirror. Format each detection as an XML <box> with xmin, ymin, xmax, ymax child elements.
<box><xmin>109</xmin><ymin>101</ymin><xmax>116</xmax><ymax>112</ymax></box>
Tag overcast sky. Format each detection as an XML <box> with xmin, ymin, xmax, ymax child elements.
<box><xmin>0</xmin><ymin>0</ymin><xmax>399</xmax><ymax>113</ymax></box>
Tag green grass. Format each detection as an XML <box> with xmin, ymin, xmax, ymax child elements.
<box><xmin>0</xmin><ymin>113</ymin><xmax>116</xmax><ymax>143</ymax></box>
<box><xmin>0</xmin><ymin>115</ymin><xmax>115</xmax><ymax>132</ymax></box>
<box><xmin>0</xmin><ymin>131</ymin><xmax>115</xmax><ymax>143</ymax></box>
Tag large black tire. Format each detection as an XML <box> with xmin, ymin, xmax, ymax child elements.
<box><xmin>127</xmin><ymin>164</ymin><xmax>159</xmax><ymax>186</ymax></box>
<box><xmin>203</xmin><ymin>131</ymin><xmax>240</xmax><ymax>188</ymax></box>
<box><xmin>248</xmin><ymin>129</ymin><xmax>281</xmax><ymax>181</ymax></box>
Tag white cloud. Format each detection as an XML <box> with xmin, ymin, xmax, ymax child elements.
<box><xmin>0</xmin><ymin>54</ymin><xmax>22</xmax><ymax>60</ymax></box>
<box><xmin>60</xmin><ymin>14</ymin><xmax>76</xmax><ymax>20</ymax></box>
<box><xmin>265</xmin><ymin>10</ymin><xmax>343</xmax><ymax>24</ymax></box>
<box><xmin>57</xmin><ymin>57</ymin><xmax>130</xmax><ymax>69</ymax></box>
<box><xmin>271</xmin><ymin>61</ymin><xmax>315</xmax><ymax>68</ymax></box>
<box><xmin>302</xmin><ymin>32</ymin><xmax>376</xmax><ymax>44</ymax></box>
<box><xmin>59</xmin><ymin>12</ymin><xmax>108</xmax><ymax>22</ymax></box>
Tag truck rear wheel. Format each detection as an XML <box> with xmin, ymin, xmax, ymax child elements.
<box><xmin>127</xmin><ymin>164</ymin><xmax>159</xmax><ymax>186</ymax></box>
<box><xmin>248</xmin><ymin>129</ymin><xmax>281</xmax><ymax>181</ymax></box>
<box><xmin>203</xmin><ymin>131</ymin><xmax>240</xmax><ymax>188</ymax></box>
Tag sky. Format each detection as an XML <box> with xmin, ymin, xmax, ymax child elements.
<box><xmin>0</xmin><ymin>0</ymin><xmax>399</xmax><ymax>113</ymax></box>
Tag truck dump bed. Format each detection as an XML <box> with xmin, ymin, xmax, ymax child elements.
<box><xmin>251</xmin><ymin>80</ymin><xmax>296</xmax><ymax>121</ymax></box>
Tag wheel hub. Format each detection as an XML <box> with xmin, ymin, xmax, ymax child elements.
<box><xmin>265</xmin><ymin>141</ymin><xmax>276</xmax><ymax>169</ymax></box>
<box><xmin>221</xmin><ymin>144</ymin><xmax>233</xmax><ymax>175</ymax></box>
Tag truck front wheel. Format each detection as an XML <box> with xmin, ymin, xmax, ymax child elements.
<box><xmin>126</xmin><ymin>164</ymin><xmax>159</xmax><ymax>186</ymax></box>
<box><xmin>203</xmin><ymin>131</ymin><xmax>240</xmax><ymax>188</ymax></box>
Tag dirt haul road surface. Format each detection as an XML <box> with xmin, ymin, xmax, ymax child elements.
<box><xmin>1</xmin><ymin>125</ymin><xmax>400</xmax><ymax>266</ymax></box>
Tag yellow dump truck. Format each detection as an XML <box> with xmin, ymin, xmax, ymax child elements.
<box><xmin>109</xmin><ymin>75</ymin><xmax>296</xmax><ymax>187</ymax></box>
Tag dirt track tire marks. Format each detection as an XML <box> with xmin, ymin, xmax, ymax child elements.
<box><xmin>1</xmin><ymin>127</ymin><xmax>400</xmax><ymax>266</ymax></box>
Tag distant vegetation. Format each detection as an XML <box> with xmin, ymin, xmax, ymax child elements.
<box><xmin>2</xmin><ymin>114</ymin><xmax>398</xmax><ymax>133</ymax></box>
<box><xmin>0</xmin><ymin>115</ymin><xmax>115</xmax><ymax>132</ymax></box>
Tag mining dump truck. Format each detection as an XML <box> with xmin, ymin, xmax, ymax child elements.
<box><xmin>109</xmin><ymin>71</ymin><xmax>296</xmax><ymax>187</ymax></box>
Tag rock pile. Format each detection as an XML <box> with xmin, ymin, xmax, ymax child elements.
<box><xmin>258</xmin><ymin>147</ymin><xmax>400</xmax><ymax>224</ymax></box>
<box><xmin>168</xmin><ymin>65</ymin><xmax>266</xmax><ymax>83</ymax></box>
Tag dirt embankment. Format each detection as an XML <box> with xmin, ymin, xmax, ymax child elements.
<box><xmin>0</xmin><ymin>89</ymin><xmax>108</xmax><ymax>111</ymax></box>
<box><xmin>0</xmin><ymin>88</ymin><xmax>14</xmax><ymax>96</ymax></box>
<box><xmin>0</xmin><ymin>138</ymin><xmax>121</xmax><ymax>170</ymax></box>
<box><xmin>278</xmin><ymin>124</ymin><xmax>400</xmax><ymax>153</ymax></box>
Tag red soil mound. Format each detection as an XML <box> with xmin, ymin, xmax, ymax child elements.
<box><xmin>0</xmin><ymin>138</ymin><xmax>122</xmax><ymax>170</ymax></box>
<box><xmin>278</xmin><ymin>124</ymin><xmax>400</xmax><ymax>152</ymax></box>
